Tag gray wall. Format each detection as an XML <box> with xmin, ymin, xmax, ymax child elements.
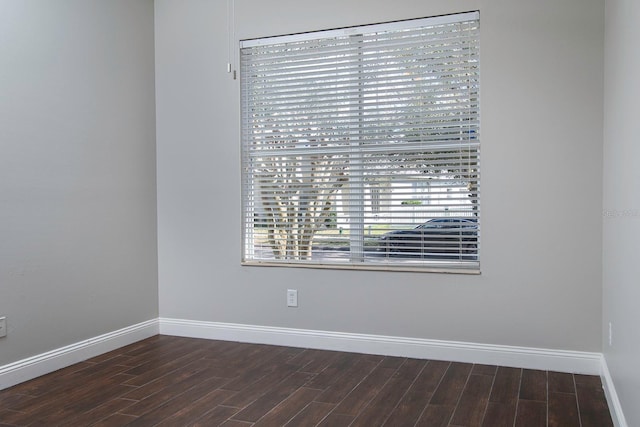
<box><xmin>603</xmin><ymin>0</ymin><xmax>640</xmax><ymax>425</ymax></box>
<box><xmin>156</xmin><ymin>0</ymin><xmax>604</xmax><ymax>352</ymax></box>
<box><xmin>0</xmin><ymin>0</ymin><xmax>158</xmax><ymax>365</ymax></box>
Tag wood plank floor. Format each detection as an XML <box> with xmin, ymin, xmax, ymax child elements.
<box><xmin>0</xmin><ymin>335</ymin><xmax>613</xmax><ymax>426</ymax></box>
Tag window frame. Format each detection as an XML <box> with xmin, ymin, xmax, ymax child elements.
<box><xmin>240</xmin><ymin>11</ymin><xmax>480</xmax><ymax>274</ymax></box>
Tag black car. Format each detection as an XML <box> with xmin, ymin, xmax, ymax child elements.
<box><xmin>379</xmin><ymin>218</ymin><xmax>478</xmax><ymax>259</ymax></box>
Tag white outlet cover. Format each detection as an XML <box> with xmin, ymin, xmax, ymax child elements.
<box><xmin>287</xmin><ymin>289</ymin><xmax>298</xmax><ymax>307</ymax></box>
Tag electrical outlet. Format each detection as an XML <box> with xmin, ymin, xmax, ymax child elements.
<box><xmin>0</xmin><ymin>317</ymin><xmax>6</xmax><ymax>338</ymax></box>
<box><xmin>287</xmin><ymin>289</ymin><xmax>298</xmax><ymax>307</ymax></box>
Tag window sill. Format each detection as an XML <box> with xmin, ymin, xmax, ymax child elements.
<box><xmin>241</xmin><ymin>260</ymin><xmax>481</xmax><ymax>275</ymax></box>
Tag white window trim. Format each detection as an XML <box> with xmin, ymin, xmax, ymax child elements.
<box><xmin>240</xmin><ymin>12</ymin><xmax>480</xmax><ymax>273</ymax></box>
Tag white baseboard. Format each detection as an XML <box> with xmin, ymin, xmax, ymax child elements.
<box><xmin>0</xmin><ymin>319</ymin><xmax>158</xmax><ymax>391</ymax></box>
<box><xmin>601</xmin><ymin>356</ymin><xmax>628</xmax><ymax>427</ymax></box>
<box><xmin>159</xmin><ymin>317</ymin><xmax>602</xmax><ymax>375</ymax></box>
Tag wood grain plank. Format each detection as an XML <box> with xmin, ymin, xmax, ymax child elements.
<box><xmin>573</xmin><ymin>374</ymin><xmax>602</xmax><ymax>388</ymax></box>
<box><xmin>219</xmin><ymin>346</ymin><xmax>294</xmax><ymax>392</ymax></box>
<box><xmin>331</xmin><ymin>356</ymin><xmax>404</xmax><ymax>417</ymax></box>
<box><xmin>192</xmin><ymin>405</ymin><xmax>241</xmax><ymax>427</ymax></box>
<box><xmin>220</xmin><ymin>421</ymin><xmax>253</xmax><ymax>427</ymax></box>
<box><xmin>0</xmin><ymin>410</ymin><xmax>24</xmax><ymax>426</ymax></box>
<box><xmin>154</xmin><ymin>389</ymin><xmax>235</xmax><ymax>426</ymax></box>
<box><xmin>481</xmin><ymin>366</ymin><xmax>521</xmax><ymax>427</ymax></box>
<box><xmin>231</xmin><ymin>371</ymin><xmax>314</xmax><ymax>422</ymax></box>
<box><xmin>121</xmin><ymin>356</ymin><xmax>231</xmax><ymax>401</ymax></box>
<box><xmin>575</xmin><ymin>381</ymin><xmax>614</xmax><ymax>427</ymax></box>
<box><xmin>63</xmin><ymin>398</ymin><xmax>136</xmax><ymax>427</ymax></box>
<box><xmin>489</xmin><ymin>367</ymin><xmax>521</xmax><ymax>404</ymax></box>
<box><xmin>122</xmin><ymin>347</ymin><xmax>209</xmax><ymax>387</ymax></box>
<box><xmin>314</xmin><ymin>355</ymin><xmax>382</xmax><ymax>405</ymax></box>
<box><xmin>82</xmin><ymin>354</ymin><xmax>134</xmax><ymax>368</ymax></box>
<box><xmin>548</xmin><ymin>391</ymin><xmax>580</xmax><ymax>427</ymax></box>
<box><xmin>515</xmin><ymin>400</ymin><xmax>546</xmax><ymax>427</ymax></box>
<box><xmin>90</xmin><ymin>413</ymin><xmax>138</xmax><ymax>427</ymax></box>
<box><xmin>284</xmin><ymin>401</ymin><xmax>335</xmax><ymax>427</ymax></box>
<box><xmin>286</xmin><ymin>349</ymin><xmax>340</xmax><ymax>374</ymax></box>
<box><xmin>305</xmin><ymin>353</ymin><xmax>378</xmax><ymax>391</ymax></box>
<box><xmin>0</xmin><ymin>392</ymin><xmax>35</xmax><ymax>411</ymax></box>
<box><xmin>472</xmin><ymin>364</ymin><xmax>498</xmax><ymax>376</ymax></box>
<box><xmin>119</xmin><ymin>368</ymin><xmax>226</xmax><ymax>417</ymax></box>
<box><xmin>519</xmin><ymin>369</ymin><xmax>547</xmax><ymax>402</ymax></box>
<box><xmin>220</xmin><ymin>358</ymin><xmax>302</xmax><ymax>408</ymax></box>
<box><xmin>482</xmin><ymin>402</ymin><xmax>518</xmax><ymax>427</ymax></box>
<box><xmin>27</xmin><ymin>383</ymin><xmax>135</xmax><ymax>426</ymax></box>
<box><xmin>450</xmin><ymin>373</ymin><xmax>493</xmax><ymax>427</ymax></box>
<box><xmin>5</xmin><ymin>362</ymin><xmax>95</xmax><ymax>397</ymax></box>
<box><xmin>118</xmin><ymin>335</ymin><xmax>176</xmax><ymax>358</ymax></box>
<box><xmin>415</xmin><ymin>363</ymin><xmax>472</xmax><ymax>427</ymax></box>
<box><xmin>119</xmin><ymin>337</ymin><xmax>204</xmax><ymax>374</ymax></box>
<box><xmin>125</xmin><ymin>377</ymin><xmax>231</xmax><ymax>426</ymax></box>
<box><xmin>429</xmin><ymin>362</ymin><xmax>473</xmax><ymax>406</ymax></box>
<box><xmin>253</xmin><ymin>387</ymin><xmax>321</xmax><ymax>426</ymax></box>
<box><xmin>383</xmin><ymin>360</ymin><xmax>449</xmax><ymax>426</ymax></box>
<box><xmin>9</xmin><ymin>361</ymin><xmax>127</xmax><ymax>406</ymax></box>
<box><xmin>549</xmin><ymin>371</ymin><xmax>575</xmax><ymax>394</ymax></box>
<box><xmin>316</xmin><ymin>413</ymin><xmax>354</xmax><ymax>426</ymax></box>
<box><xmin>415</xmin><ymin>403</ymin><xmax>455</xmax><ymax>427</ymax></box>
<box><xmin>350</xmin><ymin>358</ymin><xmax>426</xmax><ymax>427</ymax></box>
<box><xmin>2</xmin><ymin>368</ymin><xmax>133</xmax><ymax>425</ymax></box>
<box><xmin>298</xmin><ymin>350</ymin><xmax>341</xmax><ymax>374</ymax></box>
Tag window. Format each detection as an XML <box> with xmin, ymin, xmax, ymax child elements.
<box><xmin>241</xmin><ymin>11</ymin><xmax>480</xmax><ymax>272</ymax></box>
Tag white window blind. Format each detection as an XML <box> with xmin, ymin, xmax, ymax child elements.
<box><xmin>241</xmin><ymin>11</ymin><xmax>480</xmax><ymax>272</ymax></box>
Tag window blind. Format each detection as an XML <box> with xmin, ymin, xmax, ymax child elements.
<box><xmin>241</xmin><ymin>11</ymin><xmax>480</xmax><ymax>272</ymax></box>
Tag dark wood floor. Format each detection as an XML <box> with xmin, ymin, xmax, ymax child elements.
<box><xmin>0</xmin><ymin>335</ymin><xmax>613</xmax><ymax>426</ymax></box>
